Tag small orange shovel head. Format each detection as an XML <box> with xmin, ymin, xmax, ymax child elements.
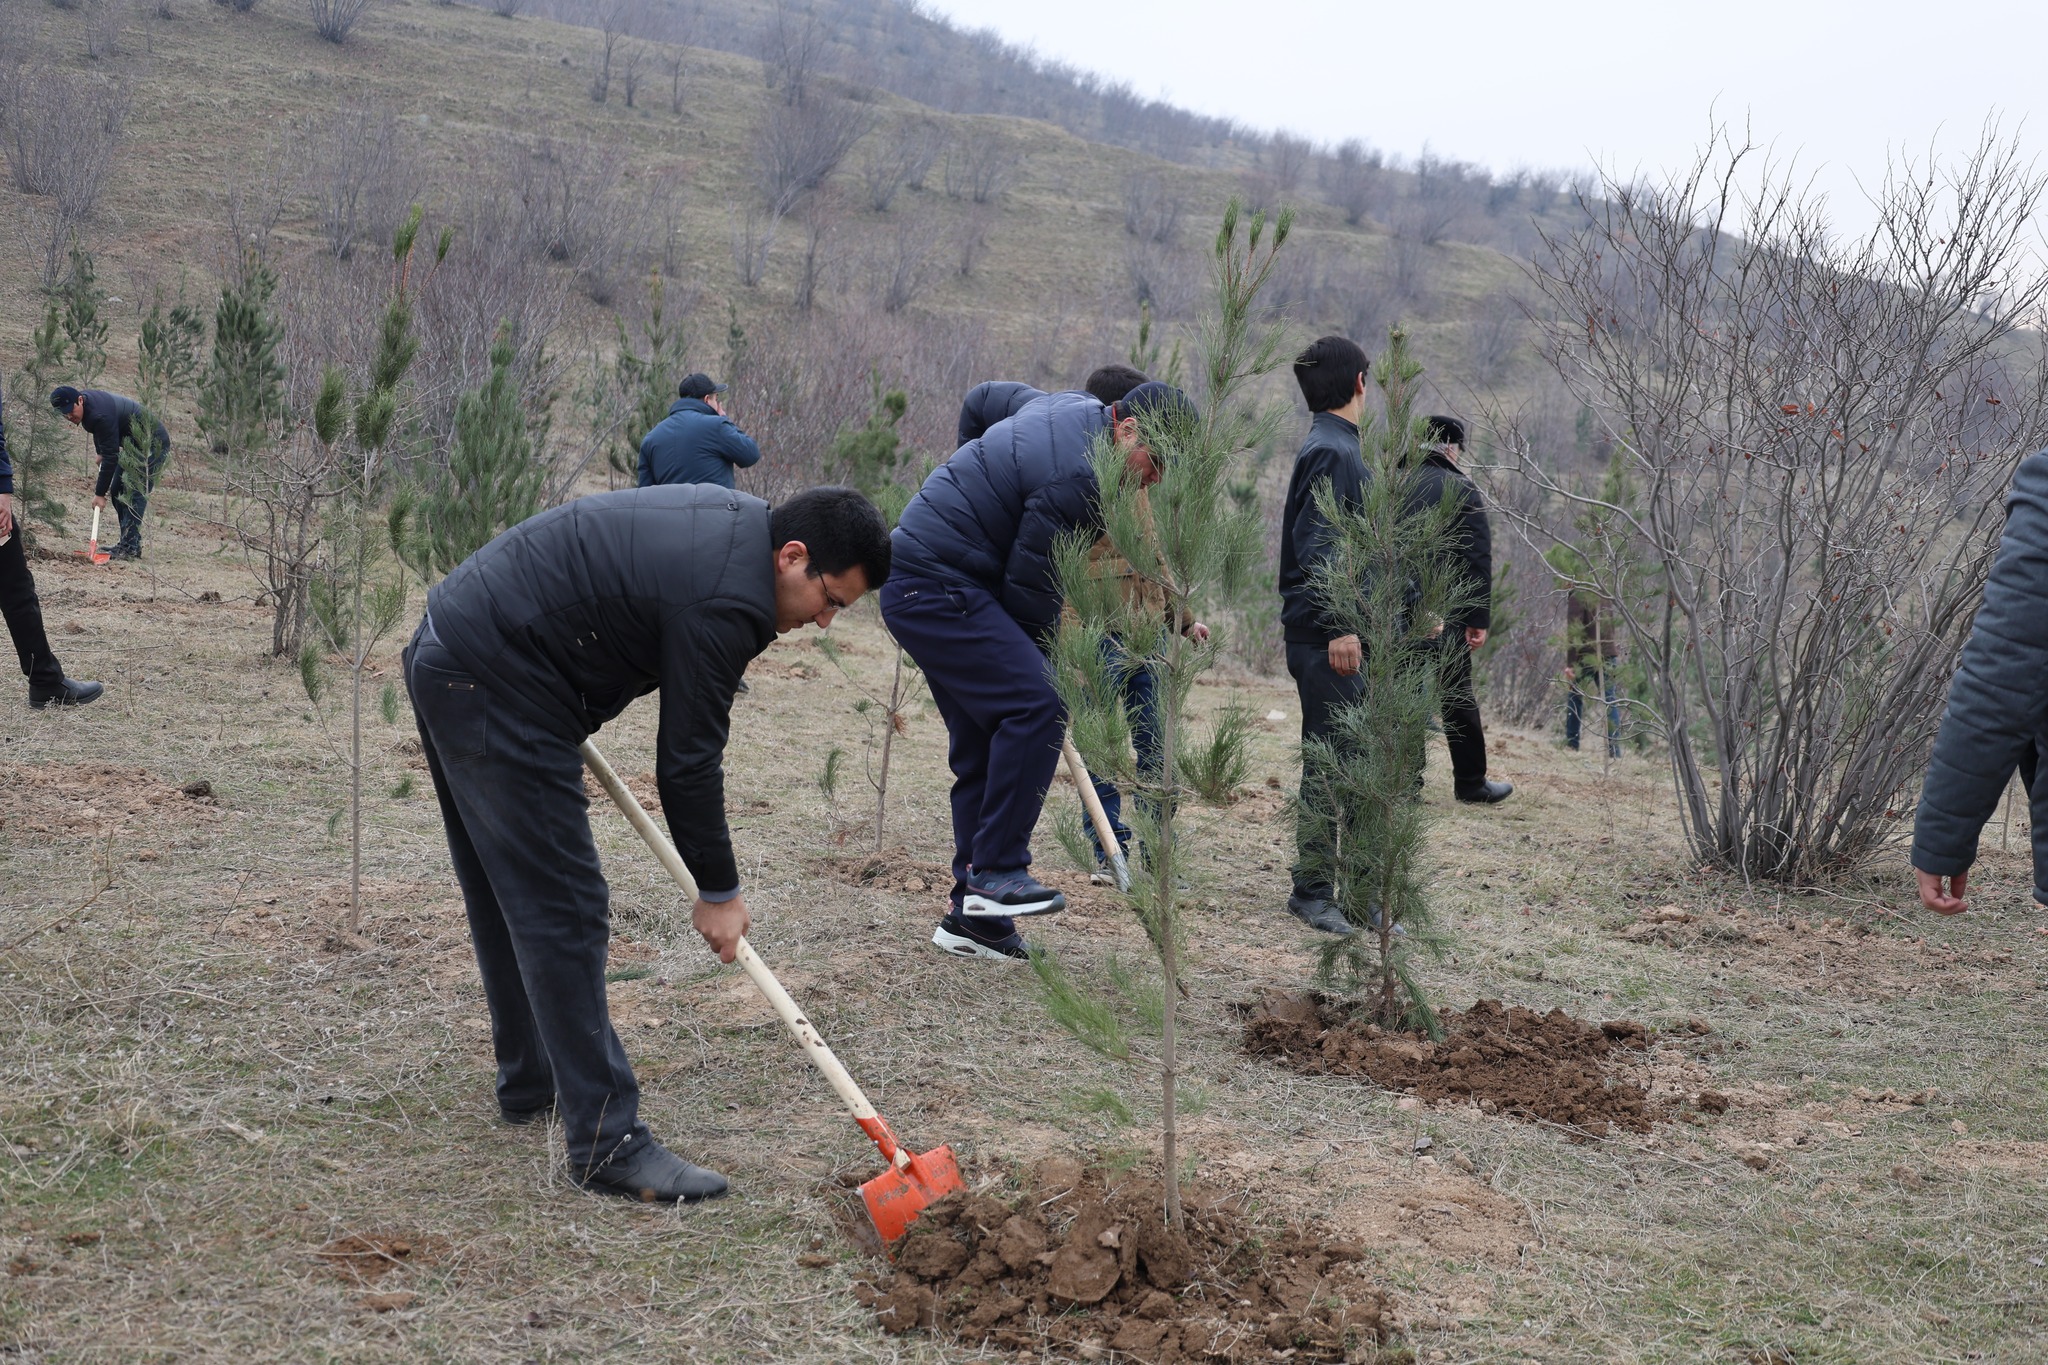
<box><xmin>83</xmin><ymin>507</ymin><xmax>109</xmax><ymax>565</ymax></box>
<box><xmin>860</xmin><ymin>1143</ymin><xmax>963</xmax><ymax>1247</ymax></box>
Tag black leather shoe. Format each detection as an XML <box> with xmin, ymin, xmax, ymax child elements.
<box><xmin>575</xmin><ymin>1140</ymin><xmax>728</xmax><ymax>1203</ymax></box>
<box><xmin>1285</xmin><ymin>893</ymin><xmax>1353</xmax><ymax>935</ymax></box>
<box><xmin>29</xmin><ymin>677</ymin><xmax>104</xmax><ymax>709</ymax></box>
<box><xmin>1456</xmin><ymin>779</ymin><xmax>1514</xmax><ymax>804</ymax></box>
<box><xmin>500</xmin><ymin>1098</ymin><xmax>555</xmax><ymax>1126</ymax></box>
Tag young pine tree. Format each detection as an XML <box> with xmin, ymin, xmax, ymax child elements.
<box><xmin>1034</xmin><ymin>200</ymin><xmax>1292</xmax><ymax>1228</ymax></box>
<box><xmin>198</xmin><ymin>255</ymin><xmax>288</xmax><ymax>524</ymax></box>
<box><xmin>393</xmin><ymin>323</ymin><xmax>547</xmax><ymax>579</ymax></box>
<box><xmin>118</xmin><ymin>285</ymin><xmax>206</xmax><ymax>588</ymax></box>
<box><xmin>5</xmin><ymin>304</ymin><xmax>74</xmax><ymax>541</ymax></box>
<box><xmin>57</xmin><ymin>242</ymin><xmax>108</xmax><ymax>388</ymax></box>
<box><xmin>605</xmin><ymin>273</ymin><xmax>691</xmax><ymax>484</ymax></box>
<box><xmin>1297</xmin><ymin>328</ymin><xmax>1474</xmax><ymax>1035</ymax></box>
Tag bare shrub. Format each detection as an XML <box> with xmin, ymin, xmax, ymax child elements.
<box><xmin>791</xmin><ymin>194</ymin><xmax>842</xmax><ymax>313</ymax></box>
<box><xmin>756</xmin><ymin>0</ymin><xmax>826</xmax><ymax>107</ymax></box>
<box><xmin>499</xmin><ymin>135</ymin><xmax>638</xmax><ymax>302</ymax></box>
<box><xmin>588</xmin><ymin>0</ymin><xmax>635</xmax><ymax>103</ymax></box>
<box><xmin>1465</xmin><ymin>289</ymin><xmax>1526</xmax><ymax>387</ymax></box>
<box><xmin>1520</xmin><ymin>127</ymin><xmax>2048</xmax><ymax>881</ymax></box>
<box><xmin>1124</xmin><ymin>239</ymin><xmax>1203</xmax><ymax>320</ymax></box>
<box><xmin>1321</xmin><ymin>139</ymin><xmax>1384</xmax><ymax>227</ymax></box>
<box><xmin>83</xmin><ymin>0</ymin><xmax>123</xmax><ymax>58</ymax></box>
<box><xmin>215</xmin><ymin>0</ymin><xmax>260</xmax><ymax>11</ymax></box>
<box><xmin>858</xmin><ymin>119</ymin><xmax>943</xmax><ymax>212</ymax></box>
<box><xmin>3</xmin><ymin>64</ymin><xmax>128</xmax><ymax>285</ymax></box>
<box><xmin>306</xmin><ymin>103</ymin><xmax>415</xmax><ymax>260</ymax></box>
<box><xmin>1265</xmin><ymin>131</ymin><xmax>1312</xmax><ymax>195</ymax></box>
<box><xmin>308</xmin><ymin>0</ymin><xmax>370</xmax><ymax>44</ymax></box>
<box><xmin>728</xmin><ymin>201</ymin><xmax>780</xmax><ymax>288</ymax></box>
<box><xmin>943</xmin><ymin>127</ymin><xmax>1022</xmax><ymax>204</ymax></box>
<box><xmin>954</xmin><ymin>206</ymin><xmax>990</xmax><ymax>278</ymax></box>
<box><xmin>619</xmin><ymin>39</ymin><xmax>643</xmax><ymax>107</ymax></box>
<box><xmin>862</xmin><ymin>211</ymin><xmax>941</xmax><ymax>314</ymax></box>
<box><xmin>752</xmin><ymin>94</ymin><xmax>869</xmax><ymax>216</ymax></box>
<box><xmin>489</xmin><ymin>0</ymin><xmax>526</xmax><ymax>14</ymax></box>
<box><xmin>1121</xmin><ymin>171</ymin><xmax>1184</xmax><ymax>244</ymax></box>
<box><xmin>224</xmin><ymin>125</ymin><xmax>306</xmax><ymax>266</ymax></box>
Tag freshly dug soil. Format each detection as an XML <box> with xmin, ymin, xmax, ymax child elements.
<box><xmin>855</xmin><ymin>1163</ymin><xmax>1402</xmax><ymax>1363</ymax></box>
<box><xmin>1243</xmin><ymin>992</ymin><xmax>1664</xmax><ymax>1137</ymax></box>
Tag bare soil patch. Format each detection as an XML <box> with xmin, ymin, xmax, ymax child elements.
<box><xmin>1242</xmin><ymin>992</ymin><xmax>1682</xmax><ymax>1138</ymax></box>
<box><xmin>0</xmin><ymin>761</ymin><xmax>223</xmax><ymax>841</ymax></box>
<box><xmin>817</xmin><ymin>850</ymin><xmax>955</xmax><ymax>896</ymax></box>
<box><xmin>315</xmin><ymin>1232</ymin><xmax>449</xmax><ymax>1286</ymax></box>
<box><xmin>855</xmin><ymin>1161</ymin><xmax>1401</xmax><ymax>1363</ymax></box>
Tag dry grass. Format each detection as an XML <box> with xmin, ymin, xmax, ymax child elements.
<box><xmin>4</xmin><ymin>472</ymin><xmax>2048</xmax><ymax>1363</ymax></box>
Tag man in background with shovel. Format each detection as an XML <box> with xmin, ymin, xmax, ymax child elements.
<box><xmin>50</xmin><ymin>385</ymin><xmax>170</xmax><ymax>562</ymax></box>
<box><xmin>405</xmin><ymin>483</ymin><xmax>891</xmax><ymax>1203</ymax></box>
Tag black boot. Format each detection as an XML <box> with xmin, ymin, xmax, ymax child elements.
<box><xmin>29</xmin><ymin>677</ymin><xmax>104</xmax><ymax>709</ymax></box>
<box><xmin>575</xmin><ymin>1140</ymin><xmax>728</xmax><ymax>1203</ymax></box>
<box><xmin>1455</xmin><ymin>779</ymin><xmax>1514</xmax><ymax>804</ymax></box>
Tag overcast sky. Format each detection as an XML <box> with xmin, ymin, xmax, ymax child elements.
<box><xmin>920</xmin><ymin>0</ymin><xmax>2043</xmax><ymax>240</ymax></box>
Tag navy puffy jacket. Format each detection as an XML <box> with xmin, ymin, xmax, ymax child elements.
<box><xmin>956</xmin><ymin>381</ymin><xmax>1044</xmax><ymax>445</ymax></box>
<box><xmin>893</xmin><ymin>387</ymin><xmax>1108</xmax><ymax>642</ymax></box>
<box><xmin>637</xmin><ymin>398</ymin><xmax>762</xmax><ymax>490</ymax></box>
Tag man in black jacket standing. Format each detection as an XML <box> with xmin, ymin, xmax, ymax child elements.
<box><xmin>406</xmin><ymin>483</ymin><xmax>890</xmax><ymax>1203</ymax></box>
<box><xmin>0</xmin><ymin>393</ymin><xmax>102</xmax><ymax>708</ymax></box>
<box><xmin>1278</xmin><ymin>336</ymin><xmax>1374</xmax><ymax>934</ymax></box>
<box><xmin>1413</xmin><ymin>416</ymin><xmax>1511</xmax><ymax>805</ymax></box>
<box><xmin>51</xmin><ymin>385</ymin><xmax>170</xmax><ymax>561</ymax></box>
<box><xmin>1913</xmin><ymin>449</ymin><xmax>2048</xmax><ymax>916</ymax></box>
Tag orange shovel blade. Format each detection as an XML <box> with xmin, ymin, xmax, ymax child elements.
<box><xmin>860</xmin><ymin>1144</ymin><xmax>963</xmax><ymax>1246</ymax></box>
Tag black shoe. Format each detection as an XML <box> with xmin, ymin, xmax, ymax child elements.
<box><xmin>1285</xmin><ymin>893</ymin><xmax>1353</xmax><ymax>935</ymax></box>
<box><xmin>500</xmin><ymin>1098</ymin><xmax>555</xmax><ymax>1126</ymax></box>
<box><xmin>931</xmin><ymin>911</ymin><xmax>1031</xmax><ymax>961</ymax></box>
<box><xmin>1456</xmin><ymin>779</ymin><xmax>1514</xmax><ymax>804</ymax></box>
<box><xmin>29</xmin><ymin>677</ymin><xmax>104</xmax><ymax>709</ymax></box>
<box><xmin>575</xmin><ymin>1140</ymin><xmax>728</xmax><ymax>1203</ymax></box>
<box><xmin>107</xmin><ymin>545</ymin><xmax>141</xmax><ymax>561</ymax></box>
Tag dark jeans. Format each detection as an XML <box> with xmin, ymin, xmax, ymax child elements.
<box><xmin>404</xmin><ymin>624</ymin><xmax>649</xmax><ymax>1173</ymax></box>
<box><xmin>1437</xmin><ymin>641</ymin><xmax>1490</xmax><ymax>794</ymax></box>
<box><xmin>0</xmin><ymin>527</ymin><xmax>64</xmax><ymax>689</ymax></box>
<box><xmin>1090</xmin><ymin>637</ymin><xmax>1162</xmax><ymax>860</ymax></box>
<box><xmin>880</xmin><ymin>573</ymin><xmax>1065</xmax><ymax>926</ymax></box>
<box><xmin>1286</xmin><ymin>639</ymin><xmax>1366</xmax><ymax>900</ymax></box>
<box><xmin>1565</xmin><ymin>664</ymin><xmax>1621</xmax><ymax>757</ymax></box>
<box><xmin>108</xmin><ymin>447</ymin><xmax>168</xmax><ymax>555</ymax></box>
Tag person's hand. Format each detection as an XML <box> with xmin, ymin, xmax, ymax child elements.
<box><xmin>692</xmin><ymin>894</ymin><xmax>751</xmax><ymax>962</ymax></box>
<box><xmin>1187</xmin><ymin>621</ymin><xmax>1211</xmax><ymax>643</ymax></box>
<box><xmin>0</xmin><ymin>494</ymin><xmax>13</xmax><ymax>542</ymax></box>
<box><xmin>1916</xmin><ymin>867</ymin><xmax>1969</xmax><ymax>916</ymax></box>
<box><xmin>1562</xmin><ymin>665</ymin><xmax>1577</xmax><ymax>682</ymax></box>
<box><xmin>1328</xmin><ymin>634</ymin><xmax>1361</xmax><ymax>677</ymax></box>
<box><xmin>92</xmin><ymin>494</ymin><xmax>106</xmax><ymax>510</ymax></box>
<box><xmin>1465</xmin><ymin>626</ymin><xmax>1488</xmax><ymax>649</ymax></box>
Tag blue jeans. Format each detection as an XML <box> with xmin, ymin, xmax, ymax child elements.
<box><xmin>879</xmin><ymin>573</ymin><xmax>1067</xmax><ymax>932</ymax></box>
<box><xmin>405</xmin><ymin>624</ymin><xmax>651</xmax><ymax>1173</ymax></box>
<box><xmin>1565</xmin><ymin>667</ymin><xmax>1620</xmax><ymax>757</ymax></box>
<box><xmin>1090</xmin><ymin>638</ymin><xmax>1161</xmax><ymax>861</ymax></box>
<box><xmin>109</xmin><ymin>445</ymin><xmax>168</xmax><ymax>555</ymax></box>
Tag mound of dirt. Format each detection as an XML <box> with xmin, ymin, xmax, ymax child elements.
<box><xmin>818</xmin><ymin>850</ymin><xmax>953</xmax><ymax>896</ymax></box>
<box><xmin>1243</xmin><ymin>992</ymin><xmax>1665</xmax><ymax>1138</ymax></box>
<box><xmin>854</xmin><ymin>1165</ymin><xmax>1400</xmax><ymax>1364</ymax></box>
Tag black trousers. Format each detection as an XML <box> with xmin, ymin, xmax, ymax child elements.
<box><xmin>1286</xmin><ymin>639</ymin><xmax>1366</xmax><ymax>900</ymax></box>
<box><xmin>404</xmin><ymin>625</ymin><xmax>649</xmax><ymax>1173</ymax></box>
<box><xmin>1437</xmin><ymin>641</ymin><xmax>1489</xmax><ymax>794</ymax></box>
<box><xmin>0</xmin><ymin>528</ymin><xmax>65</xmax><ymax>689</ymax></box>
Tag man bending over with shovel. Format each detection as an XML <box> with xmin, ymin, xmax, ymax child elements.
<box><xmin>883</xmin><ymin>381</ymin><xmax>1196</xmax><ymax>961</ymax></box>
<box><xmin>406</xmin><ymin>483</ymin><xmax>891</xmax><ymax>1202</ymax></box>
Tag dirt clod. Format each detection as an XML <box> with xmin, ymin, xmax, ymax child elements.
<box><xmin>1243</xmin><ymin>992</ymin><xmax>1668</xmax><ymax>1137</ymax></box>
<box><xmin>857</xmin><ymin>1169</ymin><xmax>1390</xmax><ymax>1362</ymax></box>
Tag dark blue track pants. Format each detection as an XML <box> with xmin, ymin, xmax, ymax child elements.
<box><xmin>880</xmin><ymin>574</ymin><xmax>1066</xmax><ymax>894</ymax></box>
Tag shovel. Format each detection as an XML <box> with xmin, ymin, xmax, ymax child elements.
<box><xmin>1062</xmin><ymin>736</ymin><xmax>1130</xmax><ymax>892</ymax></box>
<box><xmin>579</xmin><ymin>738</ymin><xmax>962</xmax><ymax>1245</ymax></box>
<box><xmin>82</xmin><ymin>507</ymin><xmax>110</xmax><ymax>564</ymax></box>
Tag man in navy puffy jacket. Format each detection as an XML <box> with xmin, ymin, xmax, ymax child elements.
<box><xmin>637</xmin><ymin>373</ymin><xmax>762</xmax><ymax>490</ymax></box>
<box><xmin>884</xmin><ymin>380</ymin><xmax>1196</xmax><ymax>960</ymax></box>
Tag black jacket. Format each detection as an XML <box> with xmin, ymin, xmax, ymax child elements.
<box><xmin>1403</xmin><ymin>452</ymin><xmax>1492</xmax><ymax>632</ymax></box>
<box><xmin>892</xmin><ymin>387</ymin><xmax>1108</xmax><ymax>643</ymax></box>
<box><xmin>77</xmin><ymin>390</ymin><xmax>170</xmax><ymax>498</ymax></box>
<box><xmin>1278</xmin><ymin>412</ymin><xmax>1367</xmax><ymax>645</ymax></box>
<box><xmin>1912</xmin><ymin>451</ymin><xmax>2048</xmax><ymax>902</ymax></box>
<box><xmin>0</xmin><ymin>390</ymin><xmax>11</xmax><ymax>496</ymax></box>
<box><xmin>426</xmin><ymin>485</ymin><xmax>779</xmax><ymax>898</ymax></box>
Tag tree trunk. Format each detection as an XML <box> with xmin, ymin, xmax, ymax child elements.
<box><xmin>874</xmin><ymin>650</ymin><xmax>903</xmax><ymax>853</ymax></box>
<box><xmin>1156</xmin><ymin>636</ymin><xmax>1181</xmax><ymax>1229</ymax></box>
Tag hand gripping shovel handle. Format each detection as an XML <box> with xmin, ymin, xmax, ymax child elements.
<box><xmin>1062</xmin><ymin>736</ymin><xmax>1130</xmax><ymax>892</ymax></box>
<box><xmin>578</xmin><ymin>739</ymin><xmax>912</xmax><ymax>1171</ymax></box>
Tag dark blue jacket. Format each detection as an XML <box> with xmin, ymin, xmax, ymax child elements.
<box><xmin>636</xmin><ymin>398</ymin><xmax>761</xmax><ymax>490</ymax></box>
<box><xmin>1913</xmin><ymin>451</ymin><xmax>2048</xmax><ymax>903</ymax></box>
<box><xmin>78</xmin><ymin>390</ymin><xmax>169</xmax><ymax>498</ymax></box>
<box><xmin>893</xmin><ymin>387</ymin><xmax>1108</xmax><ymax>642</ymax></box>
<box><xmin>956</xmin><ymin>381</ymin><xmax>1044</xmax><ymax>446</ymax></box>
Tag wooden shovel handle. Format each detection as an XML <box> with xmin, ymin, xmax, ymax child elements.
<box><xmin>578</xmin><ymin>739</ymin><xmax>906</xmax><ymax>1164</ymax></box>
<box><xmin>1062</xmin><ymin>737</ymin><xmax>1130</xmax><ymax>892</ymax></box>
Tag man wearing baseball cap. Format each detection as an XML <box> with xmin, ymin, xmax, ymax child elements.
<box><xmin>637</xmin><ymin>373</ymin><xmax>762</xmax><ymax>491</ymax></box>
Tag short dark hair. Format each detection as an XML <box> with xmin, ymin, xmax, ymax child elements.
<box><xmin>49</xmin><ymin>385</ymin><xmax>81</xmax><ymax>412</ymax></box>
<box><xmin>1292</xmin><ymin>336</ymin><xmax>1368</xmax><ymax>414</ymax></box>
<box><xmin>769</xmin><ymin>486</ymin><xmax>892</xmax><ymax>590</ymax></box>
<box><xmin>1425</xmin><ymin>414</ymin><xmax>1465</xmax><ymax>447</ymax></box>
<box><xmin>1083</xmin><ymin>363</ymin><xmax>1148</xmax><ymax>405</ymax></box>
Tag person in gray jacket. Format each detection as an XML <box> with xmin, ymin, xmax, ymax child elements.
<box><xmin>406</xmin><ymin>483</ymin><xmax>890</xmax><ymax>1202</ymax></box>
<box><xmin>637</xmin><ymin>373</ymin><xmax>761</xmax><ymax>490</ymax></box>
<box><xmin>1912</xmin><ymin>449</ymin><xmax>2048</xmax><ymax>915</ymax></box>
